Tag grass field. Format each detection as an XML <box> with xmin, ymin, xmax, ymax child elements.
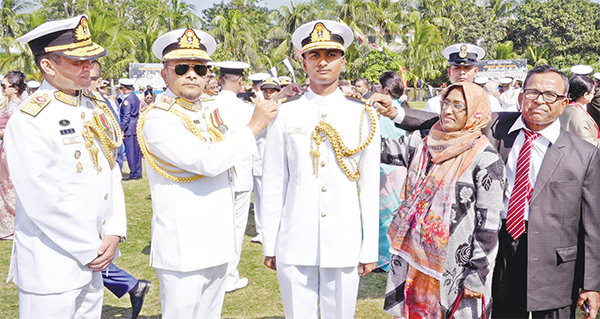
<box><xmin>0</xmin><ymin>166</ymin><xmax>392</xmax><ymax>319</ymax></box>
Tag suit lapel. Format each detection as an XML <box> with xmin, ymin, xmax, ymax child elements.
<box><xmin>530</xmin><ymin>130</ymin><xmax>566</xmax><ymax>203</ymax></box>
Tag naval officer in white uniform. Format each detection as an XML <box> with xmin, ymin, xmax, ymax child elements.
<box><xmin>425</xmin><ymin>43</ymin><xmax>501</xmax><ymax>113</ymax></box>
<box><xmin>137</xmin><ymin>28</ymin><xmax>278</xmax><ymax>319</ymax></box>
<box><xmin>6</xmin><ymin>15</ymin><xmax>127</xmax><ymax>318</ymax></box>
<box><xmin>213</xmin><ymin>61</ymin><xmax>255</xmax><ymax>293</ymax></box>
<box><xmin>261</xmin><ymin>20</ymin><xmax>380</xmax><ymax>319</ymax></box>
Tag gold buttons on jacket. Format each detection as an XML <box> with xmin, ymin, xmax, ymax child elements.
<box><xmin>320</xmin><ymin>161</ymin><xmax>326</xmax><ymax>167</ymax></box>
<box><xmin>321</xmin><ymin>211</ymin><xmax>327</xmax><ymax>217</ymax></box>
<box><xmin>104</xmin><ymin>194</ymin><xmax>108</xmax><ymax>200</ymax></box>
<box><xmin>321</xmin><ymin>186</ymin><xmax>327</xmax><ymax>192</ymax></box>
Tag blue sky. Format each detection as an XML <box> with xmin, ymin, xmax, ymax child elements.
<box><xmin>190</xmin><ymin>0</ymin><xmax>311</xmax><ymax>15</ymax></box>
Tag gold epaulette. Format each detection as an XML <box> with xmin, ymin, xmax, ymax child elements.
<box><xmin>344</xmin><ymin>94</ymin><xmax>371</xmax><ymax>105</ymax></box>
<box><xmin>199</xmin><ymin>94</ymin><xmax>214</xmax><ymax>102</ymax></box>
<box><xmin>82</xmin><ymin>89</ymin><xmax>105</xmax><ymax>102</ymax></box>
<box><xmin>153</xmin><ymin>96</ymin><xmax>176</xmax><ymax>111</ymax></box>
<box><xmin>20</xmin><ymin>93</ymin><xmax>51</xmax><ymax>117</ymax></box>
<box><xmin>277</xmin><ymin>93</ymin><xmax>303</xmax><ymax>104</ymax></box>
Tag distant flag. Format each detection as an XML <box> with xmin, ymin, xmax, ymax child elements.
<box><xmin>282</xmin><ymin>57</ymin><xmax>296</xmax><ymax>83</ymax></box>
<box><xmin>268</xmin><ymin>65</ymin><xmax>278</xmax><ymax>80</ymax></box>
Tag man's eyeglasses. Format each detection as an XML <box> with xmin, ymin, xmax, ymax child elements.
<box><xmin>440</xmin><ymin>100</ymin><xmax>467</xmax><ymax>112</ymax></box>
<box><xmin>167</xmin><ymin>64</ymin><xmax>208</xmax><ymax>77</ymax></box>
<box><xmin>523</xmin><ymin>89</ymin><xmax>567</xmax><ymax>104</ymax></box>
<box><xmin>1</xmin><ymin>84</ymin><xmax>13</xmax><ymax>89</ymax></box>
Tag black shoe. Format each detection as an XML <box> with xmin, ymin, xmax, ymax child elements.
<box><xmin>123</xmin><ymin>175</ymin><xmax>142</xmax><ymax>181</ymax></box>
<box><xmin>129</xmin><ymin>280</ymin><xmax>151</xmax><ymax>319</ymax></box>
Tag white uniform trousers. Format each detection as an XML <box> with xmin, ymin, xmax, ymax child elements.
<box><xmin>156</xmin><ymin>264</ymin><xmax>228</xmax><ymax>319</ymax></box>
<box><xmin>276</xmin><ymin>260</ymin><xmax>360</xmax><ymax>319</ymax></box>
<box><xmin>18</xmin><ymin>272</ymin><xmax>103</xmax><ymax>319</ymax></box>
<box><xmin>252</xmin><ymin>176</ymin><xmax>263</xmax><ymax>239</ymax></box>
<box><xmin>225</xmin><ymin>190</ymin><xmax>252</xmax><ymax>285</ymax></box>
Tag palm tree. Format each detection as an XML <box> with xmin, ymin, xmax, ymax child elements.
<box><xmin>157</xmin><ymin>0</ymin><xmax>200</xmax><ymax>30</ymax></box>
<box><xmin>0</xmin><ymin>0</ymin><xmax>33</xmax><ymax>55</ymax></box>
<box><xmin>492</xmin><ymin>40</ymin><xmax>518</xmax><ymax>60</ymax></box>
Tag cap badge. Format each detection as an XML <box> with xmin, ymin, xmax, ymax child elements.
<box><xmin>74</xmin><ymin>17</ymin><xmax>91</xmax><ymax>41</ymax></box>
<box><xmin>311</xmin><ymin>23</ymin><xmax>332</xmax><ymax>43</ymax></box>
<box><xmin>179</xmin><ymin>29</ymin><xmax>200</xmax><ymax>49</ymax></box>
<box><xmin>458</xmin><ymin>44</ymin><xmax>468</xmax><ymax>58</ymax></box>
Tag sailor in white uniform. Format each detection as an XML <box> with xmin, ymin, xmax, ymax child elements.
<box><xmin>6</xmin><ymin>15</ymin><xmax>127</xmax><ymax>319</ymax></box>
<box><xmin>138</xmin><ymin>28</ymin><xmax>278</xmax><ymax>319</ymax></box>
<box><xmin>425</xmin><ymin>43</ymin><xmax>501</xmax><ymax>113</ymax></box>
<box><xmin>213</xmin><ymin>61</ymin><xmax>255</xmax><ymax>293</ymax></box>
<box><xmin>261</xmin><ymin>20</ymin><xmax>380</xmax><ymax>319</ymax></box>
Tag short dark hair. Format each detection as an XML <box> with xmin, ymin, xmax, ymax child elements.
<box><xmin>4</xmin><ymin>70</ymin><xmax>27</xmax><ymax>95</ymax></box>
<box><xmin>34</xmin><ymin>52</ymin><xmax>62</xmax><ymax>73</ymax></box>
<box><xmin>379</xmin><ymin>71</ymin><xmax>405</xmax><ymax>99</ymax></box>
<box><xmin>569</xmin><ymin>75</ymin><xmax>595</xmax><ymax>102</ymax></box>
<box><xmin>523</xmin><ymin>65</ymin><xmax>569</xmax><ymax>95</ymax></box>
<box><xmin>220</xmin><ymin>73</ymin><xmax>242</xmax><ymax>83</ymax></box>
<box><xmin>91</xmin><ymin>60</ymin><xmax>102</xmax><ymax>74</ymax></box>
<box><xmin>339</xmin><ymin>79</ymin><xmax>350</xmax><ymax>87</ymax></box>
<box><xmin>355</xmin><ymin>78</ymin><xmax>368</xmax><ymax>86</ymax></box>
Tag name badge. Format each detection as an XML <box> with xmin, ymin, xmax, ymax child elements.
<box><xmin>63</xmin><ymin>136</ymin><xmax>82</xmax><ymax>145</ymax></box>
<box><xmin>288</xmin><ymin>127</ymin><xmax>307</xmax><ymax>135</ymax></box>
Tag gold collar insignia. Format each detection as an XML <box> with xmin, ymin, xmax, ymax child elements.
<box><xmin>176</xmin><ymin>98</ymin><xmax>198</xmax><ymax>112</ymax></box>
<box><xmin>55</xmin><ymin>91</ymin><xmax>79</xmax><ymax>106</ymax></box>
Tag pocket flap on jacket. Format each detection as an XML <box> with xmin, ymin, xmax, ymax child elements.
<box><xmin>556</xmin><ymin>245</ymin><xmax>578</xmax><ymax>263</ymax></box>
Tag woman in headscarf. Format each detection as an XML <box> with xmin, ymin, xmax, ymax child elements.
<box><xmin>380</xmin><ymin>82</ymin><xmax>505</xmax><ymax>318</ymax></box>
<box><xmin>0</xmin><ymin>70</ymin><xmax>27</xmax><ymax>240</ymax></box>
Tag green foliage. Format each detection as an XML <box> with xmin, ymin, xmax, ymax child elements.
<box><xmin>2</xmin><ymin>0</ymin><xmax>600</xmax><ymax>85</ymax></box>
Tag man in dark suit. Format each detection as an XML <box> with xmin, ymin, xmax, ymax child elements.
<box><xmin>372</xmin><ymin>65</ymin><xmax>600</xmax><ymax>318</ymax></box>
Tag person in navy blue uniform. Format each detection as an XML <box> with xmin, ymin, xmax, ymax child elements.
<box><xmin>89</xmin><ymin>61</ymin><xmax>150</xmax><ymax>319</ymax></box>
<box><xmin>119</xmin><ymin>79</ymin><xmax>142</xmax><ymax>180</ymax></box>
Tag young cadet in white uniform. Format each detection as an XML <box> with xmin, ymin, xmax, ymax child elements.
<box><xmin>137</xmin><ymin>29</ymin><xmax>278</xmax><ymax>319</ymax></box>
<box><xmin>425</xmin><ymin>43</ymin><xmax>502</xmax><ymax>113</ymax></box>
<box><xmin>6</xmin><ymin>15</ymin><xmax>127</xmax><ymax>318</ymax></box>
<box><xmin>261</xmin><ymin>20</ymin><xmax>380</xmax><ymax>319</ymax></box>
<box><xmin>213</xmin><ymin>61</ymin><xmax>255</xmax><ymax>293</ymax></box>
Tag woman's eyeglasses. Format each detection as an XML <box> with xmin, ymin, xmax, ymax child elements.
<box><xmin>1</xmin><ymin>84</ymin><xmax>13</xmax><ymax>90</ymax></box>
<box><xmin>167</xmin><ymin>64</ymin><xmax>208</xmax><ymax>77</ymax></box>
<box><xmin>440</xmin><ymin>100</ymin><xmax>467</xmax><ymax>112</ymax></box>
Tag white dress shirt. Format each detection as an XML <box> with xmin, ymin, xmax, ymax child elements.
<box><xmin>502</xmin><ymin>116</ymin><xmax>561</xmax><ymax>220</ymax></box>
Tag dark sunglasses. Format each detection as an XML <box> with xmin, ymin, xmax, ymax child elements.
<box><xmin>168</xmin><ymin>64</ymin><xmax>208</xmax><ymax>77</ymax></box>
<box><xmin>1</xmin><ymin>84</ymin><xmax>12</xmax><ymax>89</ymax></box>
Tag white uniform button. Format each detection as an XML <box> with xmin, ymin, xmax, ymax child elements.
<box><xmin>320</xmin><ymin>161</ymin><xmax>326</xmax><ymax>167</ymax></box>
<box><xmin>321</xmin><ymin>211</ymin><xmax>327</xmax><ymax>217</ymax></box>
<box><xmin>104</xmin><ymin>194</ymin><xmax>108</xmax><ymax>200</ymax></box>
<box><xmin>321</xmin><ymin>186</ymin><xmax>327</xmax><ymax>192</ymax></box>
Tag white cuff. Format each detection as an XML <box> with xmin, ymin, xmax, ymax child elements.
<box><xmin>392</xmin><ymin>107</ymin><xmax>405</xmax><ymax>124</ymax></box>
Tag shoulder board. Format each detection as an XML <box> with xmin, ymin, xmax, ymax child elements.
<box><xmin>199</xmin><ymin>94</ymin><xmax>214</xmax><ymax>102</ymax></box>
<box><xmin>20</xmin><ymin>93</ymin><xmax>51</xmax><ymax>117</ymax></box>
<box><xmin>345</xmin><ymin>94</ymin><xmax>370</xmax><ymax>105</ymax></box>
<box><xmin>153</xmin><ymin>96</ymin><xmax>176</xmax><ymax>111</ymax></box>
<box><xmin>82</xmin><ymin>90</ymin><xmax>105</xmax><ymax>102</ymax></box>
<box><xmin>278</xmin><ymin>93</ymin><xmax>303</xmax><ymax>104</ymax></box>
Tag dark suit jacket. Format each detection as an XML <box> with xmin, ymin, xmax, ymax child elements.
<box><xmin>586</xmin><ymin>88</ymin><xmax>600</xmax><ymax>129</ymax></box>
<box><xmin>398</xmin><ymin>109</ymin><xmax>600</xmax><ymax>311</ymax></box>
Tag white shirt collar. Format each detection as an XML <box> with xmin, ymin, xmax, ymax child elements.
<box><xmin>304</xmin><ymin>88</ymin><xmax>344</xmax><ymax>105</ymax></box>
<box><xmin>508</xmin><ymin>115</ymin><xmax>561</xmax><ymax>144</ymax></box>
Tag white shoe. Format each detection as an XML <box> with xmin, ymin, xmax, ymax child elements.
<box><xmin>225</xmin><ymin>277</ymin><xmax>248</xmax><ymax>293</ymax></box>
<box><xmin>251</xmin><ymin>235</ymin><xmax>262</xmax><ymax>243</ymax></box>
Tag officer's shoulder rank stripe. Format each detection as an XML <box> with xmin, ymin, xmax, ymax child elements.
<box><xmin>153</xmin><ymin>96</ymin><xmax>175</xmax><ymax>111</ymax></box>
<box><xmin>21</xmin><ymin>93</ymin><xmax>51</xmax><ymax>117</ymax></box>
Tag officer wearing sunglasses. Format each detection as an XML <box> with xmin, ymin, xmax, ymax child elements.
<box><xmin>137</xmin><ymin>28</ymin><xmax>279</xmax><ymax>319</ymax></box>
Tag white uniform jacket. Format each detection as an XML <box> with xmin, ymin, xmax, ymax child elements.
<box><xmin>214</xmin><ymin>90</ymin><xmax>254</xmax><ymax>192</ymax></box>
<box><xmin>5</xmin><ymin>82</ymin><xmax>127</xmax><ymax>294</ymax></box>
<box><xmin>498</xmin><ymin>88</ymin><xmax>520</xmax><ymax>112</ymax></box>
<box><xmin>261</xmin><ymin>89</ymin><xmax>380</xmax><ymax>268</ymax></box>
<box><xmin>140</xmin><ymin>90</ymin><xmax>257</xmax><ymax>272</ymax></box>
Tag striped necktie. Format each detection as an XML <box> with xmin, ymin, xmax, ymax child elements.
<box><xmin>506</xmin><ymin>129</ymin><xmax>540</xmax><ymax>240</ymax></box>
